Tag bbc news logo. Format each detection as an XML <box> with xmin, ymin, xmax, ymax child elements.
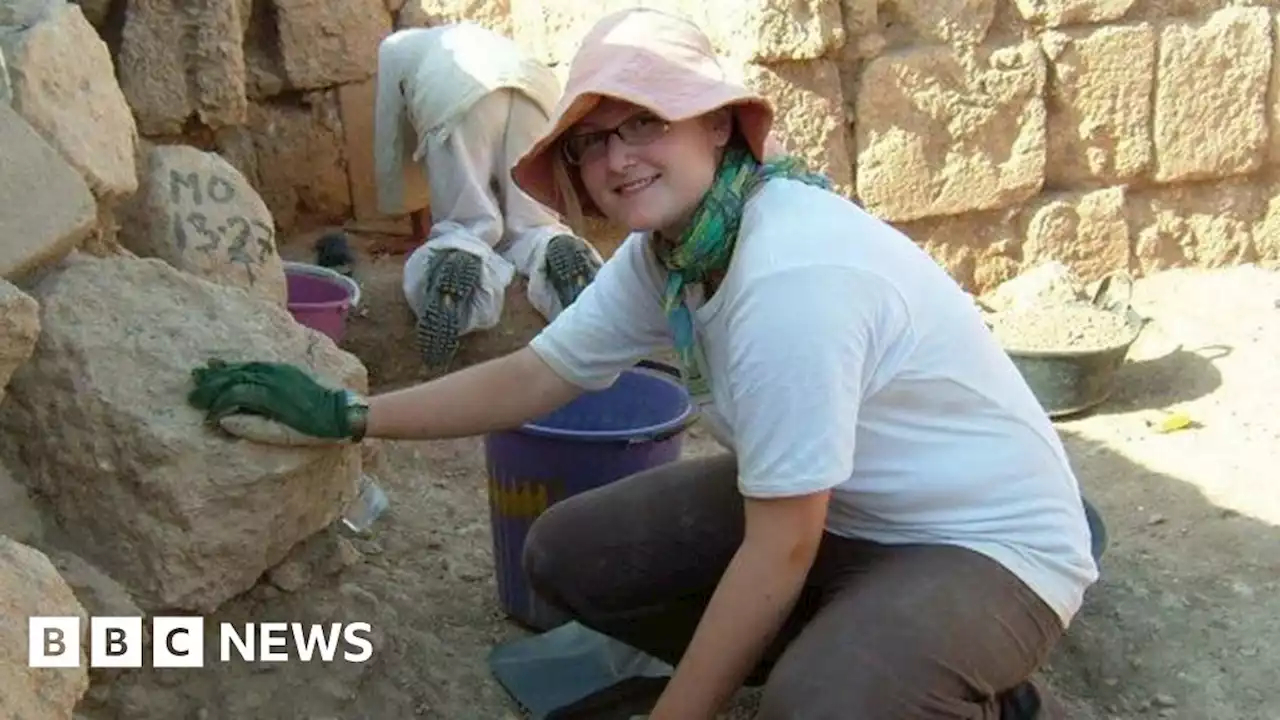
<box><xmin>28</xmin><ymin>616</ymin><xmax>374</xmax><ymax>668</ymax></box>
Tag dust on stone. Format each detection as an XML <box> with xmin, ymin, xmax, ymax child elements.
<box><xmin>987</xmin><ymin>303</ymin><xmax>1135</xmax><ymax>353</ymax></box>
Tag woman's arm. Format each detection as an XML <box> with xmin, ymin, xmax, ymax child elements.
<box><xmin>365</xmin><ymin>346</ymin><xmax>583</xmax><ymax>440</ymax></box>
<box><xmin>649</xmin><ymin>492</ymin><xmax>830</xmax><ymax>719</ymax></box>
<box><xmin>648</xmin><ymin>265</ymin><xmax>908</xmax><ymax>715</ymax></box>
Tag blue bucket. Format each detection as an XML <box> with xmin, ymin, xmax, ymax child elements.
<box><xmin>483</xmin><ymin>362</ymin><xmax>694</xmax><ymax>630</ymax></box>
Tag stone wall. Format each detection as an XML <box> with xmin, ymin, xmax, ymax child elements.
<box><xmin>80</xmin><ymin>0</ymin><xmax>1280</xmax><ymax>291</ymax></box>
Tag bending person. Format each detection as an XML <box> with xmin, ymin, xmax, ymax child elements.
<box><xmin>374</xmin><ymin>23</ymin><xmax>603</xmax><ymax>369</ymax></box>
<box><xmin>192</xmin><ymin>8</ymin><xmax>1099</xmax><ymax>719</ymax></box>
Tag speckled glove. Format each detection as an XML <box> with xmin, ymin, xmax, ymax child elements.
<box><xmin>188</xmin><ymin>359</ymin><xmax>366</xmax><ymax>443</ymax></box>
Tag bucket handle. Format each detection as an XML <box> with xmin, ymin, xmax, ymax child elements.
<box><xmin>1090</xmin><ymin>270</ymin><xmax>1134</xmax><ymax>316</ymax></box>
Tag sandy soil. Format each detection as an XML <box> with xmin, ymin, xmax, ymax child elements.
<box><xmin>75</xmin><ymin>234</ymin><xmax>1280</xmax><ymax>720</ymax></box>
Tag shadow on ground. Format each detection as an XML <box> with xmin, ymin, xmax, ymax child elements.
<box><xmin>1046</xmin><ymin>426</ymin><xmax>1280</xmax><ymax>720</ymax></box>
<box><xmin>1087</xmin><ymin>339</ymin><xmax>1229</xmax><ymax>415</ymax></box>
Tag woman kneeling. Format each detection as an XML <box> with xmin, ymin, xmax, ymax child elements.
<box><xmin>188</xmin><ymin>8</ymin><xmax>1100</xmax><ymax>718</ymax></box>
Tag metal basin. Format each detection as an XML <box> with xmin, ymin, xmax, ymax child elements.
<box><xmin>994</xmin><ymin>271</ymin><xmax>1149</xmax><ymax>418</ymax></box>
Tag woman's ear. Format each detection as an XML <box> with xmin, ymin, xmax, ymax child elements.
<box><xmin>705</xmin><ymin>107</ymin><xmax>735</xmax><ymax>148</ymax></box>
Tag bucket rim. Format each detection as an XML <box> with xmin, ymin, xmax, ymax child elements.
<box><xmin>515</xmin><ymin>366</ymin><xmax>696</xmax><ymax>443</ymax></box>
<box><xmin>284</xmin><ymin>261</ymin><xmax>362</xmax><ymax>309</ymax></box>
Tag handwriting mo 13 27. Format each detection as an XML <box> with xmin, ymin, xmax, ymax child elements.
<box><xmin>28</xmin><ymin>616</ymin><xmax>374</xmax><ymax>668</ymax></box>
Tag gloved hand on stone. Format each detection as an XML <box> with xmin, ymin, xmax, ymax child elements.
<box><xmin>188</xmin><ymin>359</ymin><xmax>361</xmax><ymax>444</ymax></box>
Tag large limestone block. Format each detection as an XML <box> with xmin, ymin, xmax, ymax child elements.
<box><xmin>894</xmin><ymin>208</ymin><xmax>1021</xmax><ymax>292</ymax></box>
<box><xmin>1266</xmin><ymin>14</ymin><xmax>1280</xmax><ymax>164</ymax></box>
<box><xmin>855</xmin><ymin>41</ymin><xmax>1047</xmax><ymax>223</ymax></box>
<box><xmin>338</xmin><ymin>78</ymin><xmax>429</xmax><ymax>224</ymax></box>
<box><xmin>0</xmin><ymin>254</ymin><xmax>368</xmax><ymax>613</ymax></box>
<box><xmin>0</xmin><ymin>104</ymin><xmax>95</xmax><ymax>280</ymax></box>
<box><xmin>877</xmin><ymin>0</ymin><xmax>995</xmax><ymax>46</ymax></box>
<box><xmin>0</xmin><ymin>0</ymin><xmax>138</xmax><ymax>200</ymax></box>
<box><xmin>1042</xmin><ymin>24</ymin><xmax>1154</xmax><ymax>187</ymax></box>
<box><xmin>510</xmin><ymin>0</ymin><xmax>843</xmax><ymax>66</ymax></box>
<box><xmin>0</xmin><ymin>537</ymin><xmax>89</xmax><ymax>720</ymax></box>
<box><xmin>117</xmin><ymin>0</ymin><xmax>247</xmax><ymax>136</ymax></box>
<box><xmin>71</xmin><ymin>0</ymin><xmax>109</xmax><ymax>26</ymax></box>
<box><xmin>1127</xmin><ymin>178</ymin><xmax>1264</xmax><ymax>273</ymax></box>
<box><xmin>243</xmin><ymin>0</ymin><xmax>287</xmax><ymax>99</ymax></box>
<box><xmin>1153</xmin><ymin>8</ymin><xmax>1271</xmax><ymax>184</ymax></box>
<box><xmin>0</xmin><ymin>462</ymin><xmax>44</xmax><ymax>544</ymax></box>
<box><xmin>220</xmin><ymin>94</ymin><xmax>352</xmax><ymax>233</ymax></box>
<box><xmin>721</xmin><ymin>0</ymin><xmax>844</xmax><ymax>63</ymax></box>
<box><xmin>743</xmin><ymin>60</ymin><xmax>853</xmax><ymax>195</ymax></box>
<box><xmin>117</xmin><ymin>144</ymin><xmax>287</xmax><ymax>306</ymax></box>
<box><xmin>1011</xmin><ymin>0</ymin><xmax>1134</xmax><ymax>27</ymax></box>
<box><xmin>274</xmin><ymin>0</ymin><xmax>392</xmax><ymax>91</ymax></box>
<box><xmin>1254</xmin><ymin>179</ymin><xmax>1280</xmax><ymax>263</ymax></box>
<box><xmin>398</xmin><ymin>0</ymin><xmax>513</xmax><ymax>35</ymax></box>
<box><xmin>1020</xmin><ymin>187</ymin><xmax>1132</xmax><ymax>281</ymax></box>
<box><xmin>0</xmin><ymin>280</ymin><xmax>39</xmax><ymax>402</ymax></box>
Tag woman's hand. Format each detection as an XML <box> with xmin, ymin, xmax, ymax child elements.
<box><xmin>187</xmin><ymin>359</ymin><xmax>357</xmax><ymax>441</ymax></box>
<box><xmin>649</xmin><ymin>492</ymin><xmax>830</xmax><ymax>719</ymax></box>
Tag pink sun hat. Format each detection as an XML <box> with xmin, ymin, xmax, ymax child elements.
<box><xmin>510</xmin><ymin>7</ymin><xmax>784</xmax><ymax>218</ymax></box>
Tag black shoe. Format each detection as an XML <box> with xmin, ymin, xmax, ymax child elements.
<box><xmin>315</xmin><ymin>231</ymin><xmax>355</xmax><ymax>277</ymax></box>
<box><xmin>1083</xmin><ymin>494</ymin><xmax>1108</xmax><ymax>564</ymax></box>
<box><xmin>998</xmin><ymin>678</ymin><xmax>1065</xmax><ymax>719</ymax></box>
<box><xmin>544</xmin><ymin>234</ymin><xmax>598</xmax><ymax>309</ymax></box>
<box><xmin>416</xmin><ymin>249</ymin><xmax>482</xmax><ymax>370</ymax></box>
<box><xmin>998</xmin><ymin>681</ymin><xmax>1042</xmax><ymax>718</ymax></box>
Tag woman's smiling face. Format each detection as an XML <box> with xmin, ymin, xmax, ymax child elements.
<box><xmin>564</xmin><ymin>98</ymin><xmax>733</xmax><ymax>236</ymax></box>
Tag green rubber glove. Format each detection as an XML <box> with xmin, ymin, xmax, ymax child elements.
<box><xmin>188</xmin><ymin>359</ymin><xmax>354</xmax><ymax>440</ymax></box>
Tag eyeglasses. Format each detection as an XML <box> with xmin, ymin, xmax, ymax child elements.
<box><xmin>561</xmin><ymin>113</ymin><xmax>671</xmax><ymax>166</ymax></box>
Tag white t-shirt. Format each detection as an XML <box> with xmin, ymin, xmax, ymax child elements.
<box><xmin>528</xmin><ymin>178</ymin><xmax>1100</xmax><ymax>627</ymax></box>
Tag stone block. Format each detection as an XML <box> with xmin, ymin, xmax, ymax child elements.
<box><xmin>116</xmin><ymin>144</ymin><xmax>288</xmax><ymax>306</ymax></box>
<box><xmin>0</xmin><ymin>104</ymin><xmax>96</xmax><ymax>280</ymax></box>
<box><xmin>1153</xmin><ymin>7</ymin><xmax>1271</xmax><ymax>184</ymax></box>
<box><xmin>722</xmin><ymin>0</ymin><xmax>844</xmax><ymax>63</ymax></box>
<box><xmin>855</xmin><ymin>41</ymin><xmax>1047</xmax><ymax>223</ymax></box>
<box><xmin>1042</xmin><ymin>24</ymin><xmax>1154</xmax><ymax>188</ymax></box>
<box><xmin>743</xmin><ymin>59</ymin><xmax>853</xmax><ymax>196</ymax></box>
<box><xmin>338</xmin><ymin>78</ymin><xmax>429</xmax><ymax>224</ymax></box>
<box><xmin>71</xmin><ymin>0</ymin><xmax>109</xmax><ymax>26</ymax></box>
<box><xmin>1126</xmin><ymin>178</ymin><xmax>1264</xmax><ymax>274</ymax></box>
<box><xmin>0</xmin><ymin>0</ymin><xmax>55</xmax><ymax>24</ymax></box>
<box><xmin>0</xmin><ymin>538</ymin><xmax>89</xmax><ymax>719</ymax></box>
<box><xmin>0</xmin><ymin>0</ymin><xmax>138</xmax><ymax>200</ymax></box>
<box><xmin>1269</xmin><ymin>13</ymin><xmax>1280</xmax><ymax>165</ymax></box>
<box><xmin>1011</xmin><ymin>0</ymin><xmax>1135</xmax><ymax>27</ymax></box>
<box><xmin>243</xmin><ymin>0</ymin><xmax>287</xmax><ymax>99</ymax></box>
<box><xmin>220</xmin><ymin>94</ymin><xmax>352</xmax><ymax>233</ymax></box>
<box><xmin>398</xmin><ymin>0</ymin><xmax>513</xmax><ymax>36</ymax></box>
<box><xmin>893</xmin><ymin>207</ymin><xmax>1022</xmax><ymax>292</ymax></box>
<box><xmin>117</xmin><ymin>0</ymin><xmax>247</xmax><ymax>135</ymax></box>
<box><xmin>1256</xmin><ymin>177</ymin><xmax>1280</xmax><ymax>263</ymax></box>
<box><xmin>877</xmin><ymin>0</ymin><xmax>994</xmax><ymax>46</ymax></box>
<box><xmin>275</xmin><ymin>0</ymin><xmax>392</xmax><ymax>91</ymax></box>
<box><xmin>0</xmin><ymin>254</ymin><xmax>367</xmax><ymax>612</ymax></box>
<box><xmin>0</xmin><ymin>280</ymin><xmax>39</xmax><ymax>405</ymax></box>
<box><xmin>1020</xmin><ymin>187</ymin><xmax>1132</xmax><ymax>282</ymax></box>
<box><xmin>510</xmin><ymin>0</ymin><xmax>843</xmax><ymax>66</ymax></box>
<box><xmin>0</xmin><ymin>461</ymin><xmax>44</xmax><ymax>545</ymax></box>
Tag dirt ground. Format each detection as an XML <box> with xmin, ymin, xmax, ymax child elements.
<box><xmin>75</xmin><ymin>233</ymin><xmax>1280</xmax><ymax>720</ymax></box>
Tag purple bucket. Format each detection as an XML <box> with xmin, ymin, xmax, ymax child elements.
<box><xmin>285</xmin><ymin>267</ymin><xmax>356</xmax><ymax>343</ymax></box>
<box><xmin>482</xmin><ymin>362</ymin><xmax>694</xmax><ymax>630</ymax></box>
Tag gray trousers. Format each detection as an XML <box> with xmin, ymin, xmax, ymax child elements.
<box><xmin>523</xmin><ymin>452</ymin><xmax>1066</xmax><ymax>718</ymax></box>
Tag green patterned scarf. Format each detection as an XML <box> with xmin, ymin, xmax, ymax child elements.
<box><xmin>653</xmin><ymin>143</ymin><xmax>832</xmax><ymax>397</ymax></box>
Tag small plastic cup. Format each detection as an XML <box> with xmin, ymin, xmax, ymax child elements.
<box><xmin>341</xmin><ymin>475</ymin><xmax>389</xmax><ymax>535</ymax></box>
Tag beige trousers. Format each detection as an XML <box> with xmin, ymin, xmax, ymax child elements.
<box><xmin>402</xmin><ymin>88</ymin><xmax>602</xmax><ymax>333</ymax></box>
